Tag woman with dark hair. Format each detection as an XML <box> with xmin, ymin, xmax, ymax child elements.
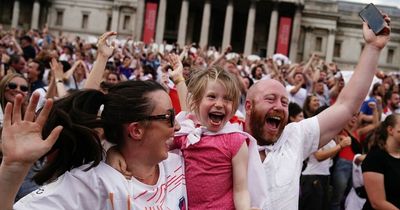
<box><xmin>0</xmin><ymin>80</ymin><xmax>187</xmax><ymax>209</ymax></box>
<box><xmin>361</xmin><ymin>114</ymin><xmax>400</xmax><ymax>209</ymax></box>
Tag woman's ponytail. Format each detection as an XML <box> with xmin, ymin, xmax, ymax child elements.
<box><xmin>34</xmin><ymin>90</ymin><xmax>106</xmax><ymax>185</ymax></box>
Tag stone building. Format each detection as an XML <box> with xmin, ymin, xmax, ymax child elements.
<box><xmin>0</xmin><ymin>0</ymin><xmax>399</xmax><ymax>71</ymax></box>
<box><xmin>0</xmin><ymin>0</ymin><xmax>51</xmax><ymax>30</ymax></box>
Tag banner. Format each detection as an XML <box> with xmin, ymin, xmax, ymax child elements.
<box><xmin>276</xmin><ymin>17</ymin><xmax>292</xmax><ymax>56</ymax></box>
<box><xmin>143</xmin><ymin>2</ymin><xmax>158</xmax><ymax>44</ymax></box>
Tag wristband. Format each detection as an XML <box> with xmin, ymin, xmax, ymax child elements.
<box><xmin>173</xmin><ymin>76</ymin><xmax>185</xmax><ymax>85</ymax></box>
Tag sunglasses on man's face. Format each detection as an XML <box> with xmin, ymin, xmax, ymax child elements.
<box><xmin>139</xmin><ymin>109</ymin><xmax>175</xmax><ymax>127</ymax></box>
<box><xmin>7</xmin><ymin>82</ymin><xmax>29</xmax><ymax>92</ymax></box>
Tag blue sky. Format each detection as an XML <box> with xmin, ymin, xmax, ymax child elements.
<box><xmin>344</xmin><ymin>0</ymin><xmax>400</xmax><ymax>8</ymax></box>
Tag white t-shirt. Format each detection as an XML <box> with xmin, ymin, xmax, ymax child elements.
<box><xmin>260</xmin><ymin>117</ymin><xmax>320</xmax><ymax>210</ymax></box>
<box><xmin>14</xmin><ymin>153</ymin><xmax>187</xmax><ymax>210</ymax></box>
<box><xmin>286</xmin><ymin>84</ymin><xmax>307</xmax><ymax>108</ymax></box>
<box><xmin>302</xmin><ymin>140</ymin><xmax>336</xmax><ymax>175</ymax></box>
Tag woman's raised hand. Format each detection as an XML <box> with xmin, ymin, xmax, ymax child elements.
<box><xmin>1</xmin><ymin>93</ymin><xmax>63</xmax><ymax>167</ymax></box>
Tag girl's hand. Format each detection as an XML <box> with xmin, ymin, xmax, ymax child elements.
<box><xmin>96</xmin><ymin>31</ymin><xmax>117</xmax><ymax>59</ymax></box>
<box><xmin>166</xmin><ymin>54</ymin><xmax>184</xmax><ymax>83</ymax></box>
<box><xmin>1</xmin><ymin>93</ymin><xmax>63</xmax><ymax>167</ymax></box>
<box><xmin>106</xmin><ymin>146</ymin><xmax>132</xmax><ymax>178</ymax></box>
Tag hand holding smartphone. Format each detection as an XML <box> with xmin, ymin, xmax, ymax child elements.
<box><xmin>359</xmin><ymin>3</ymin><xmax>385</xmax><ymax>35</ymax></box>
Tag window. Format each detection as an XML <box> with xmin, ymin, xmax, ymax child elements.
<box><xmin>387</xmin><ymin>48</ymin><xmax>395</xmax><ymax>64</ymax></box>
<box><xmin>81</xmin><ymin>13</ymin><xmax>89</xmax><ymax>29</ymax></box>
<box><xmin>315</xmin><ymin>37</ymin><xmax>322</xmax><ymax>52</ymax></box>
<box><xmin>123</xmin><ymin>15</ymin><xmax>131</xmax><ymax>30</ymax></box>
<box><xmin>333</xmin><ymin>42</ymin><xmax>341</xmax><ymax>58</ymax></box>
<box><xmin>106</xmin><ymin>15</ymin><xmax>112</xmax><ymax>31</ymax></box>
<box><xmin>56</xmin><ymin>10</ymin><xmax>64</xmax><ymax>26</ymax></box>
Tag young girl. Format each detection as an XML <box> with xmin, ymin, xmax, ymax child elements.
<box><xmin>109</xmin><ymin>62</ymin><xmax>267</xmax><ymax>209</ymax></box>
<box><xmin>175</xmin><ymin>65</ymin><xmax>268</xmax><ymax>209</ymax></box>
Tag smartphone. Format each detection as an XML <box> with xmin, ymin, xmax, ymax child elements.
<box><xmin>359</xmin><ymin>3</ymin><xmax>385</xmax><ymax>35</ymax></box>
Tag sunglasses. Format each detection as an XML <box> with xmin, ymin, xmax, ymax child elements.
<box><xmin>139</xmin><ymin>109</ymin><xmax>175</xmax><ymax>127</ymax></box>
<box><xmin>7</xmin><ymin>82</ymin><xmax>29</xmax><ymax>92</ymax></box>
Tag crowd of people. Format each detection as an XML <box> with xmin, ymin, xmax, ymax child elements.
<box><xmin>0</xmin><ymin>13</ymin><xmax>398</xmax><ymax>210</ymax></box>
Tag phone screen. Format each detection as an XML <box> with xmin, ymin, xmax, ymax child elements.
<box><xmin>359</xmin><ymin>3</ymin><xmax>385</xmax><ymax>35</ymax></box>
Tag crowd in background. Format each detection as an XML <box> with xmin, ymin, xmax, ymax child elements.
<box><xmin>0</xmin><ymin>20</ymin><xmax>399</xmax><ymax>210</ymax></box>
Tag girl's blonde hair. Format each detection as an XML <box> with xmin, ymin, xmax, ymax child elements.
<box><xmin>187</xmin><ymin>66</ymin><xmax>241</xmax><ymax>117</ymax></box>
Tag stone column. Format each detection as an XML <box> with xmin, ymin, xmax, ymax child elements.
<box><xmin>31</xmin><ymin>0</ymin><xmax>41</xmax><ymax>29</ymax></box>
<box><xmin>199</xmin><ymin>0</ymin><xmax>211</xmax><ymax>48</ymax></box>
<box><xmin>326</xmin><ymin>29</ymin><xmax>336</xmax><ymax>63</ymax></box>
<box><xmin>222</xmin><ymin>0</ymin><xmax>234</xmax><ymax>50</ymax></box>
<box><xmin>289</xmin><ymin>5</ymin><xmax>302</xmax><ymax>62</ymax></box>
<box><xmin>177</xmin><ymin>0</ymin><xmax>189</xmax><ymax>47</ymax></box>
<box><xmin>134</xmin><ymin>0</ymin><xmax>145</xmax><ymax>41</ymax></box>
<box><xmin>303</xmin><ymin>27</ymin><xmax>313</xmax><ymax>61</ymax></box>
<box><xmin>155</xmin><ymin>0</ymin><xmax>167</xmax><ymax>43</ymax></box>
<box><xmin>11</xmin><ymin>0</ymin><xmax>20</xmax><ymax>28</ymax></box>
<box><xmin>267</xmin><ymin>3</ymin><xmax>279</xmax><ymax>57</ymax></box>
<box><xmin>111</xmin><ymin>5</ymin><xmax>120</xmax><ymax>32</ymax></box>
<box><xmin>244</xmin><ymin>1</ymin><xmax>256</xmax><ymax>56</ymax></box>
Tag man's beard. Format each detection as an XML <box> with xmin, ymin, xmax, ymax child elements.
<box><xmin>249</xmin><ymin>109</ymin><xmax>283</xmax><ymax>146</ymax></box>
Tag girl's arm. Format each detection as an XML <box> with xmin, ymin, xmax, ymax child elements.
<box><xmin>232</xmin><ymin>141</ymin><xmax>250</xmax><ymax>210</ymax></box>
<box><xmin>106</xmin><ymin>146</ymin><xmax>132</xmax><ymax>178</ymax></box>
<box><xmin>0</xmin><ymin>94</ymin><xmax>62</xmax><ymax>208</ymax></box>
<box><xmin>363</xmin><ymin>172</ymin><xmax>399</xmax><ymax>210</ymax></box>
<box><xmin>167</xmin><ymin>54</ymin><xmax>188</xmax><ymax>111</ymax></box>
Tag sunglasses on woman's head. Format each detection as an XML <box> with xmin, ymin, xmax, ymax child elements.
<box><xmin>139</xmin><ymin>109</ymin><xmax>175</xmax><ymax>127</ymax></box>
<box><xmin>7</xmin><ymin>82</ymin><xmax>29</xmax><ymax>92</ymax></box>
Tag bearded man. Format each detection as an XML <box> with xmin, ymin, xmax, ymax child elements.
<box><xmin>244</xmin><ymin>17</ymin><xmax>391</xmax><ymax>210</ymax></box>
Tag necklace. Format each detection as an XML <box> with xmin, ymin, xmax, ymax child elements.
<box><xmin>132</xmin><ymin>166</ymin><xmax>159</xmax><ymax>183</ymax></box>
